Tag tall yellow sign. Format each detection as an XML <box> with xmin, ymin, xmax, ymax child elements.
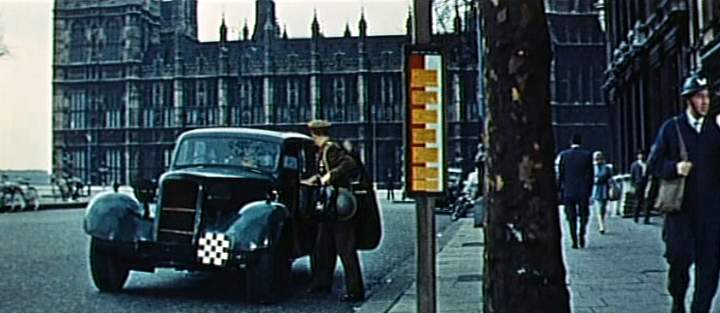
<box><xmin>405</xmin><ymin>49</ymin><xmax>446</xmax><ymax>196</ymax></box>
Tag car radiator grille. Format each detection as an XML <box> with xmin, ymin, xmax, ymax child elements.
<box><xmin>158</xmin><ymin>180</ymin><xmax>200</xmax><ymax>244</ymax></box>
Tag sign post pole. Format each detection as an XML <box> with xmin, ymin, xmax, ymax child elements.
<box><xmin>416</xmin><ymin>196</ymin><xmax>436</xmax><ymax>313</ymax></box>
<box><xmin>407</xmin><ymin>3</ymin><xmax>442</xmax><ymax>313</ymax></box>
<box><xmin>404</xmin><ymin>46</ymin><xmax>446</xmax><ymax>313</ymax></box>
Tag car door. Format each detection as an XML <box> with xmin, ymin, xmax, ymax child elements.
<box><xmin>282</xmin><ymin>141</ymin><xmax>318</xmax><ymax>258</ymax></box>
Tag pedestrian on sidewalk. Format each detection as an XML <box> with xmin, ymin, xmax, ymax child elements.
<box><xmin>592</xmin><ymin>151</ymin><xmax>612</xmax><ymax>234</ymax></box>
<box><xmin>648</xmin><ymin>74</ymin><xmax>720</xmax><ymax>313</ymax></box>
<box><xmin>385</xmin><ymin>169</ymin><xmax>395</xmax><ymax>201</ymax></box>
<box><xmin>557</xmin><ymin>134</ymin><xmax>594</xmax><ymax>249</ymax></box>
<box><xmin>630</xmin><ymin>150</ymin><xmax>651</xmax><ymax>224</ymax></box>
<box><xmin>475</xmin><ymin>143</ymin><xmax>486</xmax><ymax>193</ymax></box>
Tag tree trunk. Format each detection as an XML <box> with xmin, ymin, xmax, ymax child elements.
<box><xmin>481</xmin><ymin>1</ymin><xmax>571</xmax><ymax>312</ymax></box>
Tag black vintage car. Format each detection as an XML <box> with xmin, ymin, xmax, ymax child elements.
<box><xmin>83</xmin><ymin>128</ymin><xmax>331</xmax><ymax>303</ymax></box>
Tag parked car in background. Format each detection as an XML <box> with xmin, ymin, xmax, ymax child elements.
<box><xmin>1</xmin><ymin>177</ymin><xmax>39</xmax><ymax>212</ymax></box>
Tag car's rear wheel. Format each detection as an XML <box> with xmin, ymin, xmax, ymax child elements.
<box><xmin>245</xmin><ymin>244</ymin><xmax>291</xmax><ymax>304</ymax></box>
<box><xmin>89</xmin><ymin>238</ymin><xmax>129</xmax><ymax>292</ymax></box>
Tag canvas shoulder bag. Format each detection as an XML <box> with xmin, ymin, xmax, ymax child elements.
<box><xmin>654</xmin><ymin>118</ymin><xmax>688</xmax><ymax>213</ymax></box>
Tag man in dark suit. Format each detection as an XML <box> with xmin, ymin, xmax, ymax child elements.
<box><xmin>302</xmin><ymin>119</ymin><xmax>365</xmax><ymax>302</ymax></box>
<box><xmin>557</xmin><ymin>134</ymin><xmax>594</xmax><ymax>249</ymax></box>
<box><xmin>630</xmin><ymin>150</ymin><xmax>650</xmax><ymax>224</ymax></box>
<box><xmin>649</xmin><ymin>75</ymin><xmax>720</xmax><ymax>313</ymax></box>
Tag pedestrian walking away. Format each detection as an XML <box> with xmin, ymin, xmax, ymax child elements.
<box><xmin>648</xmin><ymin>74</ymin><xmax>720</xmax><ymax>313</ymax></box>
<box><xmin>385</xmin><ymin>168</ymin><xmax>395</xmax><ymax>201</ymax></box>
<box><xmin>557</xmin><ymin>134</ymin><xmax>594</xmax><ymax>249</ymax></box>
<box><xmin>592</xmin><ymin>151</ymin><xmax>612</xmax><ymax>234</ymax></box>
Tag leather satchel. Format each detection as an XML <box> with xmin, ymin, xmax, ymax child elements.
<box><xmin>654</xmin><ymin>118</ymin><xmax>688</xmax><ymax>213</ymax></box>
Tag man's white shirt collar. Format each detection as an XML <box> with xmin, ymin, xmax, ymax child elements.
<box><xmin>686</xmin><ymin>109</ymin><xmax>704</xmax><ymax>133</ymax></box>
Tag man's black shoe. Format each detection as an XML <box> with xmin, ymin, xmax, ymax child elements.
<box><xmin>571</xmin><ymin>242</ymin><xmax>578</xmax><ymax>249</ymax></box>
<box><xmin>306</xmin><ymin>285</ymin><xmax>331</xmax><ymax>294</ymax></box>
<box><xmin>671</xmin><ymin>300</ymin><xmax>685</xmax><ymax>313</ymax></box>
<box><xmin>579</xmin><ymin>237</ymin><xmax>586</xmax><ymax>248</ymax></box>
<box><xmin>340</xmin><ymin>293</ymin><xmax>364</xmax><ymax>303</ymax></box>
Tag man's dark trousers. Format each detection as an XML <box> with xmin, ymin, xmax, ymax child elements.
<box><xmin>564</xmin><ymin>195</ymin><xmax>589</xmax><ymax>246</ymax></box>
<box><xmin>633</xmin><ymin>180</ymin><xmax>651</xmax><ymax>223</ymax></box>
<box><xmin>664</xmin><ymin>212</ymin><xmax>694</xmax><ymax>311</ymax></box>
<box><xmin>312</xmin><ymin>219</ymin><xmax>365</xmax><ymax>297</ymax></box>
<box><xmin>690</xmin><ymin>222</ymin><xmax>720</xmax><ymax>313</ymax></box>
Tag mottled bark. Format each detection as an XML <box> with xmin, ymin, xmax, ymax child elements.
<box><xmin>481</xmin><ymin>1</ymin><xmax>570</xmax><ymax>313</ymax></box>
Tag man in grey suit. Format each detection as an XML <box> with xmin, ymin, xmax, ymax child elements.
<box><xmin>557</xmin><ymin>134</ymin><xmax>594</xmax><ymax>249</ymax></box>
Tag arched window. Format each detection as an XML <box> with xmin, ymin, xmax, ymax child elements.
<box><xmin>380</xmin><ymin>75</ymin><xmax>394</xmax><ymax>120</ymax></box>
<box><xmin>334</xmin><ymin>52</ymin><xmax>344</xmax><ymax>68</ymax></box>
<box><xmin>241</xmin><ymin>81</ymin><xmax>253</xmax><ymax>124</ymax></box>
<box><xmin>105</xmin><ymin>19</ymin><xmax>122</xmax><ymax>61</ymax></box>
<box><xmin>287</xmin><ymin>78</ymin><xmax>299</xmax><ymax>122</ymax></box>
<box><xmin>70</xmin><ymin>22</ymin><xmax>86</xmax><ymax>62</ymax></box>
<box><xmin>89</xmin><ymin>23</ymin><xmax>101</xmax><ymax>61</ymax></box>
<box><xmin>328</xmin><ymin>77</ymin><xmax>346</xmax><ymax>121</ymax></box>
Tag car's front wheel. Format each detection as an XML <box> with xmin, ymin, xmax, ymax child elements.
<box><xmin>89</xmin><ymin>238</ymin><xmax>130</xmax><ymax>292</ymax></box>
<box><xmin>245</xmin><ymin>244</ymin><xmax>291</xmax><ymax>304</ymax></box>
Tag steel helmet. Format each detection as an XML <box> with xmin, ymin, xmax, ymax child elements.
<box><xmin>681</xmin><ymin>75</ymin><xmax>708</xmax><ymax>97</ymax></box>
<box><xmin>335</xmin><ymin>188</ymin><xmax>357</xmax><ymax>222</ymax></box>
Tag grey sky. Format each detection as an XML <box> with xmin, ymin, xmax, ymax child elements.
<box><xmin>0</xmin><ymin>0</ymin><xmax>407</xmax><ymax>171</ymax></box>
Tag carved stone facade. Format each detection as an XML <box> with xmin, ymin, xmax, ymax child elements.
<box><xmin>603</xmin><ymin>0</ymin><xmax>696</xmax><ymax>171</ymax></box>
<box><xmin>52</xmin><ymin>0</ymin><xmax>481</xmax><ymax>185</ymax></box>
<box><xmin>546</xmin><ymin>0</ymin><xmax>609</xmax><ymax>159</ymax></box>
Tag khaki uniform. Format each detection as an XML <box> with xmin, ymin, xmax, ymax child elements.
<box><xmin>311</xmin><ymin>141</ymin><xmax>365</xmax><ymax>297</ymax></box>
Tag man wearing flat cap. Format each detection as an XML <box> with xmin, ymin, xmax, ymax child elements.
<box><xmin>302</xmin><ymin>119</ymin><xmax>368</xmax><ymax>302</ymax></box>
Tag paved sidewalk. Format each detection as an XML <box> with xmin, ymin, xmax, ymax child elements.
<box><xmin>358</xmin><ymin>218</ymin><xmax>483</xmax><ymax>313</ymax></box>
<box><xmin>356</xmin><ymin>212</ymin><xmax>713</xmax><ymax>313</ymax></box>
<box><xmin>565</xmin><ymin>214</ymin><xmax>671</xmax><ymax>313</ymax></box>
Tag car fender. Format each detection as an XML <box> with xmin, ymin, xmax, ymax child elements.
<box><xmin>224</xmin><ymin>201</ymin><xmax>288</xmax><ymax>252</ymax></box>
<box><xmin>83</xmin><ymin>191</ymin><xmax>153</xmax><ymax>242</ymax></box>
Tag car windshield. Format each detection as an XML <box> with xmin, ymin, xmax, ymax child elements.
<box><xmin>173</xmin><ymin>136</ymin><xmax>280</xmax><ymax>173</ymax></box>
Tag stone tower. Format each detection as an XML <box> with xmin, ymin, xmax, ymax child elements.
<box><xmin>252</xmin><ymin>0</ymin><xmax>280</xmax><ymax>41</ymax></box>
<box><xmin>160</xmin><ymin>0</ymin><xmax>198</xmax><ymax>39</ymax></box>
<box><xmin>52</xmin><ymin>0</ymin><xmax>161</xmax><ymax>184</ymax></box>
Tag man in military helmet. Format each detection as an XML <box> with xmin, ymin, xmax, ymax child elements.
<box><xmin>301</xmin><ymin>119</ymin><xmax>366</xmax><ymax>302</ymax></box>
<box><xmin>649</xmin><ymin>74</ymin><xmax>720</xmax><ymax>313</ymax></box>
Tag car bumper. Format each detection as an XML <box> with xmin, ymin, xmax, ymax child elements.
<box><xmin>93</xmin><ymin>238</ymin><xmax>257</xmax><ymax>272</ymax></box>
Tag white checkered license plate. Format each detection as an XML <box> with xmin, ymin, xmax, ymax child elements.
<box><xmin>197</xmin><ymin>232</ymin><xmax>231</xmax><ymax>267</ymax></box>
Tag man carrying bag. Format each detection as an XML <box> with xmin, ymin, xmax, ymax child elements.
<box><xmin>301</xmin><ymin>120</ymin><xmax>382</xmax><ymax>303</ymax></box>
<box><xmin>648</xmin><ymin>74</ymin><xmax>720</xmax><ymax>313</ymax></box>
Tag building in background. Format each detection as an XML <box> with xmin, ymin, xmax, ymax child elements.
<box><xmin>52</xmin><ymin>0</ymin><xmax>481</xmax><ymax>185</ymax></box>
<box><xmin>602</xmin><ymin>0</ymin><xmax>707</xmax><ymax>171</ymax></box>
<box><xmin>546</xmin><ymin>0</ymin><xmax>610</xmax><ymax>159</ymax></box>
<box><xmin>51</xmin><ymin>0</ymin><xmax>608</xmax><ymax>185</ymax></box>
<box><xmin>697</xmin><ymin>0</ymin><xmax>720</xmax><ymax>107</ymax></box>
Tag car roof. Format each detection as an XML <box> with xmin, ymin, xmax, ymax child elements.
<box><xmin>178</xmin><ymin>127</ymin><xmax>313</xmax><ymax>144</ymax></box>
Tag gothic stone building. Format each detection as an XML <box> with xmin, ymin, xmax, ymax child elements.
<box><xmin>52</xmin><ymin>0</ymin><xmax>481</xmax><ymax>185</ymax></box>
<box><xmin>603</xmin><ymin>0</ymin><xmax>713</xmax><ymax>172</ymax></box>
<box><xmin>546</xmin><ymin>0</ymin><xmax>609</xmax><ymax>161</ymax></box>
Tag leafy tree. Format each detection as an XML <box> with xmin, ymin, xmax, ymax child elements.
<box><xmin>433</xmin><ymin>0</ymin><xmax>473</xmax><ymax>33</ymax></box>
